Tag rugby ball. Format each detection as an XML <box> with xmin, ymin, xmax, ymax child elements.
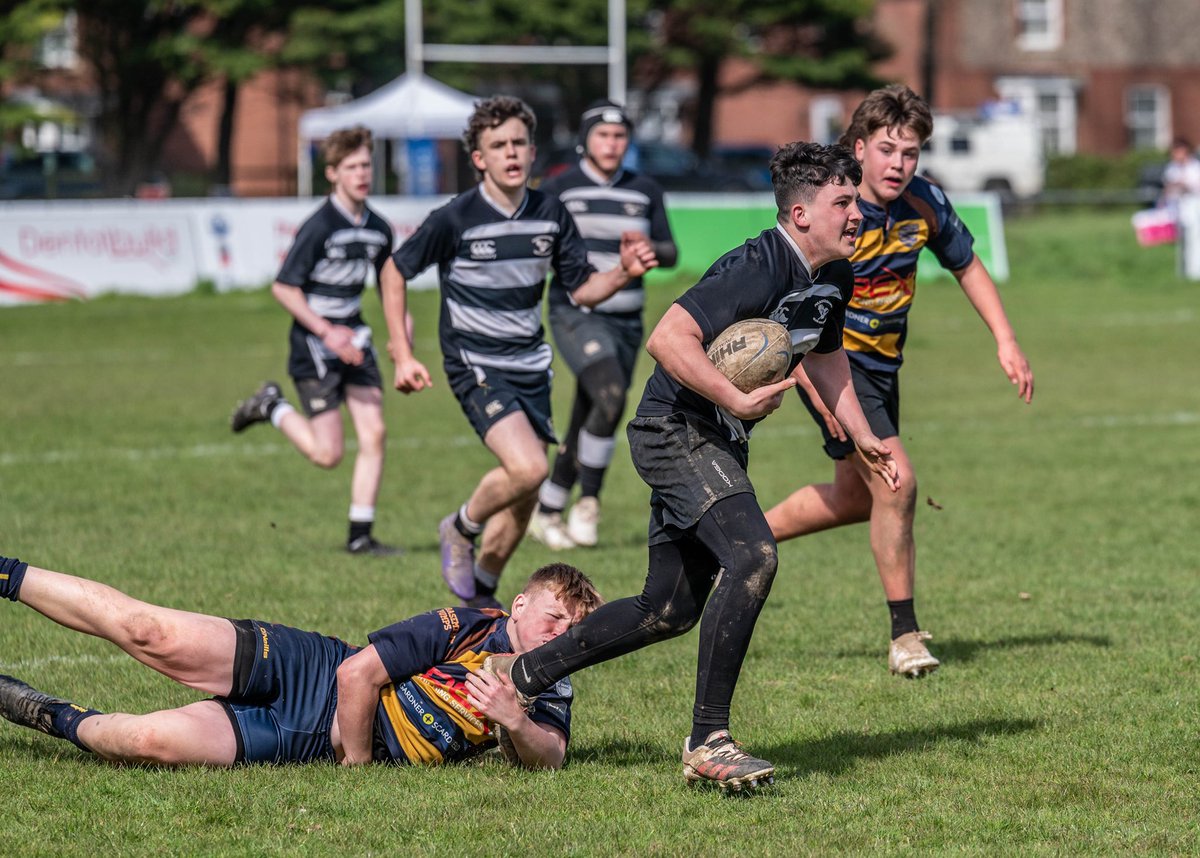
<box><xmin>706</xmin><ymin>318</ymin><xmax>792</xmax><ymax>393</ymax></box>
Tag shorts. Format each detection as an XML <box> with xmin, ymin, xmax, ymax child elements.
<box><xmin>549</xmin><ymin>304</ymin><xmax>643</xmax><ymax>382</ymax></box>
<box><xmin>800</xmin><ymin>361</ymin><xmax>899</xmax><ymax>460</ymax></box>
<box><xmin>627</xmin><ymin>413</ymin><xmax>753</xmax><ymax>546</ymax></box>
<box><xmin>216</xmin><ymin>619</ymin><xmax>355</xmax><ymax>765</ymax></box>
<box><xmin>287</xmin><ymin>325</ymin><xmax>383</xmax><ymax>417</ymax></box>
<box><xmin>446</xmin><ymin>361</ymin><xmax>556</xmax><ymax>445</ymax></box>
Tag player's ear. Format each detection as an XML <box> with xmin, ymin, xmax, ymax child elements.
<box><xmin>324</xmin><ymin>163</ymin><xmax>339</xmax><ymax>185</ymax></box>
<box><xmin>792</xmin><ymin>202</ymin><xmax>809</xmax><ymax>229</ymax></box>
<box><xmin>510</xmin><ymin>592</ymin><xmax>527</xmax><ymax>617</ymax></box>
<box><xmin>470</xmin><ymin>149</ymin><xmax>486</xmax><ymax>172</ymax></box>
<box><xmin>853</xmin><ymin>137</ymin><xmax>867</xmax><ymax>162</ymax></box>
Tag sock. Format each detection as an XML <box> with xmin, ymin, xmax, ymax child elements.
<box><xmin>0</xmin><ymin>556</ymin><xmax>29</xmax><ymax>601</ymax></box>
<box><xmin>454</xmin><ymin>504</ymin><xmax>483</xmax><ymax>540</ymax></box>
<box><xmin>269</xmin><ymin>401</ymin><xmax>295</xmax><ymax>428</ymax></box>
<box><xmin>689</xmin><ymin>725</ymin><xmax>725</xmax><ymax>752</ymax></box>
<box><xmin>348</xmin><ymin>505</ymin><xmax>375</xmax><ymax>544</ymax></box>
<box><xmin>509</xmin><ymin>655</ymin><xmax>539</xmax><ymax>698</ymax></box>
<box><xmin>348</xmin><ymin>520</ymin><xmax>372</xmax><ymax>543</ymax></box>
<box><xmin>537</xmin><ymin>481</ymin><xmax>570</xmax><ymax>516</ymax></box>
<box><xmin>52</xmin><ymin>702</ymin><xmax>102</xmax><ymax>752</ymax></box>
<box><xmin>474</xmin><ymin>566</ymin><xmax>498</xmax><ymax>597</ymax></box>
<box><xmin>887</xmin><ymin>598</ymin><xmax>919</xmax><ymax>639</ymax></box>
<box><xmin>579</xmin><ymin>466</ymin><xmax>607</xmax><ymax>499</ymax></box>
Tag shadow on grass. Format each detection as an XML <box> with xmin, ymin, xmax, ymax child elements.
<box><xmin>762</xmin><ymin>716</ymin><xmax>1041</xmax><ymax>778</ymax></box>
<box><xmin>835</xmin><ymin>632</ymin><xmax>1111</xmax><ymax>664</ymax></box>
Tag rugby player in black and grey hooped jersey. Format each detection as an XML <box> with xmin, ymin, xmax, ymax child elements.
<box><xmin>229</xmin><ymin>126</ymin><xmax>410</xmax><ymax>556</ymax></box>
<box><xmin>526</xmin><ymin>100</ymin><xmax>678</xmax><ymax>551</ymax></box>
<box><xmin>487</xmin><ymin>142</ymin><xmax>900</xmax><ymax>791</ymax></box>
<box><xmin>377</xmin><ymin>96</ymin><xmax>658</xmax><ymax>610</ymax></box>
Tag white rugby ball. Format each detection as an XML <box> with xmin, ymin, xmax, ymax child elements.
<box><xmin>706</xmin><ymin>318</ymin><xmax>792</xmax><ymax>393</ymax></box>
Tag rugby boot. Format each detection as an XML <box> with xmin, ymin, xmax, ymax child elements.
<box><xmin>566</xmin><ymin>497</ymin><xmax>600</xmax><ymax>547</ymax></box>
<box><xmin>346</xmin><ymin>535</ymin><xmax>405</xmax><ymax>557</ymax></box>
<box><xmin>889</xmin><ymin>630</ymin><xmax>941</xmax><ymax>677</ymax></box>
<box><xmin>682</xmin><ymin>730</ymin><xmax>775</xmax><ymax>792</ymax></box>
<box><xmin>0</xmin><ymin>674</ymin><xmax>73</xmax><ymax>737</ymax></box>
<box><xmin>438</xmin><ymin>513</ymin><xmax>477</xmax><ymax>600</ymax></box>
<box><xmin>230</xmin><ymin>381</ymin><xmax>283</xmax><ymax>432</ymax></box>
<box><xmin>527</xmin><ymin>511</ymin><xmax>576</xmax><ymax>550</ymax></box>
<box><xmin>490</xmin><ymin>722</ymin><xmax>522</xmax><ymax>767</ymax></box>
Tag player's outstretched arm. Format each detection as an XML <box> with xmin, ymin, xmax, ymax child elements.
<box><xmin>952</xmin><ymin>254</ymin><xmax>1034</xmax><ymax>403</ymax></box>
<box><xmin>790</xmin><ymin>362</ymin><xmax>847</xmax><ymax>441</ymax></box>
<box><xmin>571</xmin><ymin>231</ymin><xmax>659</xmax><ymax>308</ymax></box>
<box><xmin>465</xmin><ymin>667</ymin><xmax>567</xmax><ymax>769</ymax></box>
<box><xmin>271</xmin><ymin>281</ymin><xmax>364</xmax><ymax>366</ymax></box>
<box><xmin>333</xmin><ymin>645</ymin><xmax>391</xmax><ymax>765</ymax></box>
<box><xmin>379</xmin><ymin>258</ymin><xmax>433</xmax><ymax>393</ymax></box>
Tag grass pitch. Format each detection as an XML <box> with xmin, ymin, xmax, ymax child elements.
<box><xmin>1</xmin><ymin>207</ymin><xmax>1197</xmax><ymax>855</ymax></box>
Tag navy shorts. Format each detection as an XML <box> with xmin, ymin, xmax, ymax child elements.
<box><xmin>216</xmin><ymin>620</ymin><xmax>355</xmax><ymax>765</ymax></box>
<box><xmin>287</xmin><ymin>325</ymin><xmax>383</xmax><ymax>417</ymax></box>
<box><xmin>800</xmin><ymin>361</ymin><xmax>900</xmax><ymax>460</ymax></box>
<box><xmin>446</xmin><ymin>361</ymin><xmax>556</xmax><ymax>445</ymax></box>
<box><xmin>549</xmin><ymin>304</ymin><xmax>643</xmax><ymax>382</ymax></box>
<box><xmin>627</xmin><ymin>413</ymin><xmax>754</xmax><ymax>546</ymax></box>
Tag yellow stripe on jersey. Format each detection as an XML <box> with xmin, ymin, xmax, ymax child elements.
<box><xmin>380</xmin><ymin>685</ymin><xmax>443</xmax><ymax>764</ymax></box>
<box><xmin>845</xmin><ymin>329</ymin><xmax>902</xmax><ymax>360</ymax></box>
<box><xmin>851</xmin><ymin>218</ymin><xmax>932</xmax><ymax>264</ymax></box>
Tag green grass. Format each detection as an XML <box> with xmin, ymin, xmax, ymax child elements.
<box><xmin>2</xmin><ymin>206</ymin><xmax>1198</xmax><ymax>855</ymax></box>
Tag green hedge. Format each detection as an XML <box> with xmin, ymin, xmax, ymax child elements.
<box><xmin>1044</xmin><ymin>149</ymin><xmax>1167</xmax><ymax>190</ymax></box>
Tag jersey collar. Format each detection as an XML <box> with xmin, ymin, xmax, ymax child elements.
<box><xmin>579</xmin><ymin>157</ymin><xmax>623</xmax><ymax>187</ymax></box>
<box><xmin>329</xmin><ymin>194</ymin><xmax>367</xmax><ymax>227</ymax></box>
<box><xmin>774</xmin><ymin>223</ymin><xmax>814</xmax><ymax>278</ymax></box>
<box><xmin>479</xmin><ymin>183</ymin><xmax>529</xmax><ymax>219</ymax></box>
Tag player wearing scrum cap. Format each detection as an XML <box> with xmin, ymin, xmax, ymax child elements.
<box><xmin>487</xmin><ymin>142</ymin><xmax>898</xmax><ymax>791</ymax></box>
<box><xmin>528</xmin><ymin>100</ymin><xmax>678</xmax><ymax>550</ymax></box>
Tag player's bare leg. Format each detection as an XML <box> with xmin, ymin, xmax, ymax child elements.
<box><xmin>276</xmin><ymin>407</ymin><xmax>345</xmax><ymax>469</ymax></box>
<box><xmin>76</xmin><ymin>700</ymin><xmax>238</xmax><ymax>766</ymax></box>
<box><xmin>343</xmin><ymin>385</ymin><xmax>401</xmax><ymax>555</ymax></box>
<box><xmin>14</xmin><ymin>564</ymin><xmax>237</xmax><ymax>694</ymax></box>
<box><xmin>764</xmin><ymin>455</ymin><xmax>872</xmax><ymax>540</ymax></box>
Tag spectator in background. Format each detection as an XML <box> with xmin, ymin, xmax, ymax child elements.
<box><xmin>1160</xmin><ymin>138</ymin><xmax>1200</xmax><ymax>216</ymax></box>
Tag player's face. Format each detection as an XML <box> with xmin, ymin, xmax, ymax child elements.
<box><xmin>799</xmin><ymin>179</ymin><xmax>862</xmax><ymax>266</ymax></box>
<box><xmin>326</xmin><ymin>145</ymin><xmax>373</xmax><ymax>206</ymax></box>
<box><xmin>472</xmin><ymin>117</ymin><xmax>535</xmax><ymax>196</ymax></box>
<box><xmin>508</xmin><ymin>586</ymin><xmax>582</xmax><ymax>652</ymax></box>
<box><xmin>585</xmin><ymin>123</ymin><xmax>629</xmax><ymax>177</ymax></box>
<box><xmin>854</xmin><ymin>125</ymin><xmax>922</xmax><ymax>205</ymax></box>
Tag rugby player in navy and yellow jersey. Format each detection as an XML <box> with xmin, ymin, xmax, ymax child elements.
<box><xmin>488</xmin><ymin>142</ymin><xmax>899</xmax><ymax>791</ymax></box>
<box><xmin>0</xmin><ymin>554</ymin><xmax>600</xmax><ymax>769</ymax></box>
<box><xmin>765</xmin><ymin>86</ymin><xmax>1035</xmax><ymax>677</ymax></box>
<box><xmin>229</xmin><ymin>126</ymin><xmax>405</xmax><ymax>557</ymax></box>
<box><xmin>377</xmin><ymin>97</ymin><xmax>657</xmax><ymax>611</ymax></box>
<box><xmin>527</xmin><ymin>100</ymin><xmax>678</xmax><ymax>551</ymax></box>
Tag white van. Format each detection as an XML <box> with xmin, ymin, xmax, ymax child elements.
<box><xmin>919</xmin><ymin>105</ymin><xmax>1045</xmax><ymax>199</ymax></box>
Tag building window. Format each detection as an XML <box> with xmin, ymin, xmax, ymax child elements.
<box><xmin>1016</xmin><ymin>0</ymin><xmax>1063</xmax><ymax>51</ymax></box>
<box><xmin>1125</xmin><ymin>85</ymin><xmax>1170</xmax><ymax>151</ymax></box>
<box><xmin>808</xmin><ymin>96</ymin><xmax>844</xmax><ymax>146</ymax></box>
<box><xmin>996</xmin><ymin>76</ymin><xmax>1078</xmax><ymax>155</ymax></box>
<box><xmin>38</xmin><ymin>10</ymin><xmax>78</xmax><ymax>70</ymax></box>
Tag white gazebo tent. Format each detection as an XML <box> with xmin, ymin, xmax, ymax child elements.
<box><xmin>296</xmin><ymin>73</ymin><xmax>478</xmax><ymax>196</ymax></box>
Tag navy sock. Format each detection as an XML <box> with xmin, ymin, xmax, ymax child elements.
<box><xmin>0</xmin><ymin>557</ymin><xmax>29</xmax><ymax>601</ymax></box>
<box><xmin>888</xmin><ymin>598</ymin><xmax>919</xmax><ymax>639</ymax></box>
<box><xmin>51</xmin><ymin>702</ymin><xmax>102</xmax><ymax>753</ymax></box>
<box><xmin>348</xmin><ymin>520</ymin><xmax>372</xmax><ymax>542</ymax></box>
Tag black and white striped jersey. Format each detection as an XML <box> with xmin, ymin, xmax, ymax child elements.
<box><xmin>276</xmin><ymin>196</ymin><xmax>394</xmax><ymax>329</ymax></box>
<box><xmin>541</xmin><ymin>161</ymin><xmax>673</xmax><ymax>316</ymax></box>
<box><xmin>391</xmin><ymin>185</ymin><xmax>595</xmax><ymax>374</ymax></box>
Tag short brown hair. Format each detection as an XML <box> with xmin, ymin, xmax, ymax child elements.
<box><xmin>463</xmin><ymin>95</ymin><xmax>537</xmax><ymax>157</ymax></box>
<box><xmin>321</xmin><ymin>126</ymin><xmax>373</xmax><ymax>170</ymax></box>
<box><xmin>769</xmin><ymin>141</ymin><xmax>862</xmax><ymax>222</ymax></box>
<box><xmin>839</xmin><ymin>84</ymin><xmax>933</xmax><ymax>149</ymax></box>
<box><xmin>521</xmin><ymin>562</ymin><xmax>604</xmax><ymax>620</ymax></box>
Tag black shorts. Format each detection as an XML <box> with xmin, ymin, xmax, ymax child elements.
<box><xmin>800</xmin><ymin>361</ymin><xmax>899</xmax><ymax>460</ymax></box>
<box><xmin>627</xmin><ymin>412</ymin><xmax>754</xmax><ymax>546</ymax></box>
<box><xmin>287</xmin><ymin>325</ymin><xmax>382</xmax><ymax>417</ymax></box>
<box><xmin>549</xmin><ymin>304</ymin><xmax>643</xmax><ymax>383</ymax></box>
<box><xmin>446</xmin><ymin>361</ymin><xmax>556</xmax><ymax>445</ymax></box>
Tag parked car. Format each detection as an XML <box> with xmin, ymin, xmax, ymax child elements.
<box><xmin>918</xmin><ymin>110</ymin><xmax>1045</xmax><ymax>199</ymax></box>
<box><xmin>0</xmin><ymin>150</ymin><xmax>102</xmax><ymax>200</ymax></box>
<box><xmin>709</xmin><ymin>144</ymin><xmax>776</xmax><ymax>191</ymax></box>
<box><xmin>532</xmin><ymin>141</ymin><xmax>756</xmax><ymax>192</ymax></box>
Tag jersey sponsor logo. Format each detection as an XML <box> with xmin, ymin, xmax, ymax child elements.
<box><xmin>398</xmin><ymin>681</ymin><xmax>464</xmax><ymax>752</ymax></box>
<box><xmin>259</xmin><ymin>625</ymin><xmax>270</xmax><ymax>659</ymax></box>
<box><xmin>565</xmin><ymin>199</ymin><xmax>588</xmax><ymax>214</ymax></box>
<box><xmin>469</xmin><ymin>240</ymin><xmax>497</xmax><ymax>260</ymax></box>
<box><xmin>710</xmin><ymin>459</ymin><xmax>733</xmax><ymax>487</ymax></box>
<box><xmin>622</xmin><ymin>202</ymin><xmax>647</xmax><ymax>218</ymax></box>
<box><xmin>531</xmin><ymin>235</ymin><xmax>555</xmax><ymax>257</ymax></box>
<box><xmin>437</xmin><ymin>608</ymin><xmax>460</xmax><ymax>633</ymax></box>
<box><xmin>485</xmin><ymin>399</ymin><xmax>505</xmax><ymax>418</ymax></box>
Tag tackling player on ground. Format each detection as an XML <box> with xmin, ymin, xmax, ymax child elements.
<box><xmin>764</xmin><ymin>86</ymin><xmax>1035</xmax><ymax>676</ymax></box>
<box><xmin>527</xmin><ymin>99</ymin><xmax>678</xmax><ymax>550</ymax></box>
<box><xmin>0</xmin><ymin>554</ymin><xmax>600</xmax><ymax>769</ymax></box>
<box><xmin>378</xmin><ymin>97</ymin><xmax>657</xmax><ymax>610</ymax></box>
<box><xmin>486</xmin><ymin>142</ymin><xmax>898</xmax><ymax>791</ymax></box>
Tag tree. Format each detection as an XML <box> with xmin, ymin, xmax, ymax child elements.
<box><xmin>640</xmin><ymin>0</ymin><xmax>889</xmax><ymax>156</ymax></box>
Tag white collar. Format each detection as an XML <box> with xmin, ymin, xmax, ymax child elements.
<box><xmin>774</xmin><ymin>223</ymin><xmax>814</xmax><ymax>278</ymax></box>
<box><xmin>579</xmin><ymin>158</ymin><xmax>622</xmax><ymax>187</ymax></box>
<box><xmin>479</xmin><ymin>183</ymin><xmax>528</xmax><ymax>218</ymax></box>
<box><xmin>330</xmin><ymin>194</ymin><xmax>366</xmax><ymax>226</ymax></box>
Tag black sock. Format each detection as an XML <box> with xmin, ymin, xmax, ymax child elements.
<box><xmin>51</xmin><ymin>702</ymin><xmax>102</xmax><ymax>752</ymax></box>
<box><xmin>689</xmin><ymin>725</ymin><xmax>724</xmax><ymax>751</ymax></box>
<box><xmin>579</xmin><ymin>466</ymin><xmax>606</xmax><ymax>500</ymax></box>
<box><xmin>348</xmin><ymin>521</ymin><xmax>372</xmax><ymax>543</ymax></box>
<box><xmin>454</xmin><ymin>512</ymin><xmax>480</xmax><ymax>541</ymax></box>
<box><xmin>474</xmin><ymin>576</ymin><xmax>497</xmax><ymax>598</ymax></box>
<box><xmin>887</xmin><ymin>598</ymin><xmax>919</xmax><ymax>639</ymax></box>
<box><xmin>536</xmin><ymin>502</ymin><xmax>562</xmax><ymax>516</ymax></box>
<box><xmin>0</xmin><ymin>557</ymin><xmax>29</xmax><ymax>601</ymax></box>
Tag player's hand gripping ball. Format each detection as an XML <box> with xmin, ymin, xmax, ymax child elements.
<box><xmin>706</xmin><ymin>318</ymin><xmax>792</xmax><ymax>393</ymax></box>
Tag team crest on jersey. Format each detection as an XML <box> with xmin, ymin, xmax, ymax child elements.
<box><xmin>531</xmin><ymin>235</ymin><xmax>555</xmax><ymax>257</ymax></box>
<box><xmin>469</xmin><ymin>239</ymin><xmax>497</xmax><ymax>260</ymax></box>
<box><xmin>896</xmin><ymin>221</ymin><xmax>922</xmax><ymax>248</ymax></box>
<box><xmin>623</xmin><ymin>202</ymin><xmax>646</xmax><ymax>217</ymax></box>
<box><xmin>813</xmin><ymin>298</ymin><xmax>832</xmax><ymax>326</ymax></box>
